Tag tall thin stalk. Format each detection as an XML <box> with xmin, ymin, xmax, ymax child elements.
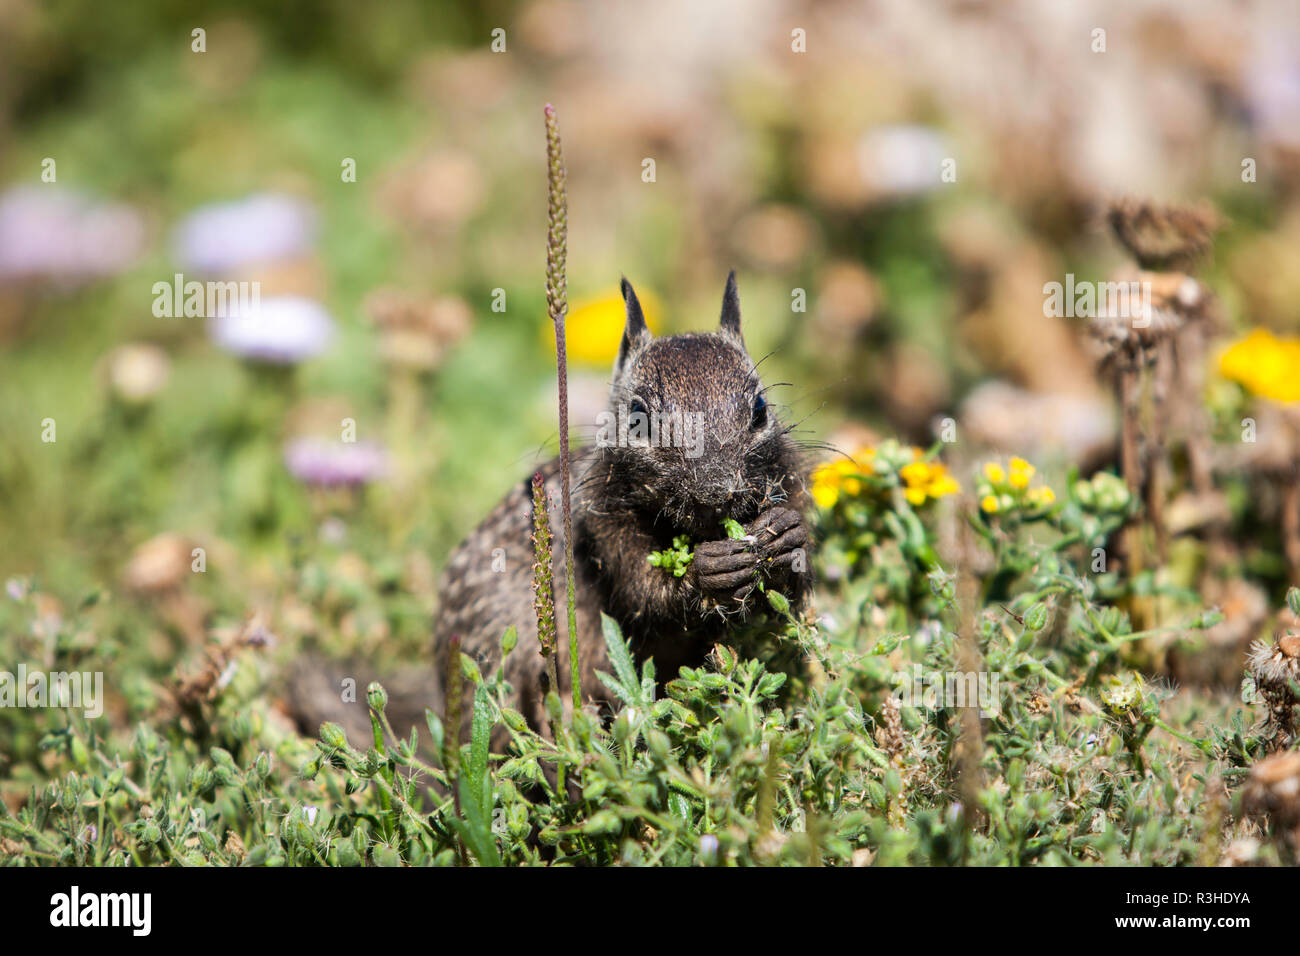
<box><xmin>530</xmin><ymin>472</ymin><xmax>562</xmax><ymax>719</ymax></box>
<box><xmin>545</xmin><ymin>103</ymin><xmax>582</xmax><ymax>714</ymax></box>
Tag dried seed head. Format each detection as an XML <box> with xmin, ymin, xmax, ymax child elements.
<box><xmin>1107</xmin><ymin>197</ymin><xmax>1222</xmax><ymax>272</ymax></box>
<box><xmin>1248</xmin><ymin>629</ymin><xmax>1300</xmax><ymax>752</ymax></box>
<box><xmin>1248</xmin><ymin>630</ymin><xmax>1300</xmax><ymax>688</ymax></box>
<box><xmin>1242</xmin><ymin>751</ymin><xmax>1300</xmax><ymax>835</ymax></box>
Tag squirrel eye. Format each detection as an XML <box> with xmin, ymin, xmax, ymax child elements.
<box><xmin>751</xmin><ymin>394</ymin><xmax>768</xmax><ymax>430</ymax></box>
<box><xmin>630</xmin><ymin>397</ymin><xmax>648</xmax><ymax>418</ymax></box>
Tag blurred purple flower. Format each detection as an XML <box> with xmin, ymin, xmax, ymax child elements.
<box><xmin>208</xmin><ymin>295</ymin><xmax>335</xmax><ymax>363</ymax></box>
<box><xmin>284</xmin><ymin>437</ymin><xmax>390</xmax><ymax>487</ymax></box>
<box><xmin>173</xmin><ymin>192</ymin><xmax>316</xmax><ymax>274</ymax></box>
<box><xmin>0</xmin><ymin>186</ymin><xmax>144</xmax><ymax>284</ymax></box>
<box><xmin>1246</xmin><ymin>35</ymin><xmax>1300</xmax><ymax>149</ymax></box>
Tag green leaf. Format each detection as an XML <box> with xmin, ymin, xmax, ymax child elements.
<box><xmin>601</xmin><ymin>613</ymin><xmax>639</xmax><ymax>695</ymax></box>
<box><xmin>424</xmin><ymin>709</ymin><xmax>444</xmax><ymax>761</ymax></box>
<box><xmin>453</xmin><ymin>685</ymin><xmax>501</xmax><ymax>867</ymax></box>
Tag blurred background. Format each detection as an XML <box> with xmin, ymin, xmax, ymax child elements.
<box><xmin>1</xmin><ymin>0</ymin><xmax>1298</xmax><ymax>699</ymax></box>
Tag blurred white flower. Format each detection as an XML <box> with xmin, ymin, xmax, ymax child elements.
<box><xmin>208</xmin><ymin>295</ymin><xmax>334</xmax><ymax>364</ymax></box>
<box><xmin>857</xmin><ymin>125</ymin><xmax>950</xmax><ymax>199</ymax></box>
<box><xmin>173</xmin><ymin>192</ymin><xmax>316</xmax><ymax>274</ymax></box>
<box><xmin>0</xmin><ymin>186</ymin><xmax>144</xmax><ymax>283</ymax></box>
<box><xmin>106</xmin><ymin>343</ymin><xmax>170</xmax><ymax>404</ymax></box>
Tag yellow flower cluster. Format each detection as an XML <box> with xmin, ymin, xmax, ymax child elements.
<box><xmin>1218</xmin><ymin>328</ymin><xmax>1300</xmax><ymax>403</ymax></box>
<box><xmin>812</xmin><ymin>444</ymin><xmax>959</xmax><ymax>510</ymax></box>
<box><xmin>899</xmin><ymin>456</ymin><xmax>961</xmax><ymax>507</ymax></box>
<box><xmin>978</xmin><ymin>457</ymin><xmax>1055</xmax><ymax>514</ymax></box>
<box><xmin>811</xmin><ymin>449</ymin><xmax>872</xmax><ymax>508</ymax></box>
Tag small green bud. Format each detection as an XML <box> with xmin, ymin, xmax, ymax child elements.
<box><xmin>571</xmin><ymin>708</ymin><xmax>596</xmax><ymax>741</ymax></box>
<box><xmin>335</xmin><ymin>840</ymin><xmax>360</xmax><ymax>867</ymax></box>
<box><xmin>884</xmin><ymin>767</ymin><xmax>903</xmax><ymax>797</ymax></box>
<box><xmin>545</xmin><ymin>691</ymin><xmax>563</xmax><ymax>725</ymax></box>
<box><xmin>210</xmin><ymin>747</ymin><xmax>238</xmax><ymax>772</ymax></box>
<box><xmin>647</xmin><ymin>730</ymin><xmax>672</xmax><ymax>762</ymax></box>
<box><xmin>1006</xmin><ymin>758</ymin><xmax>1025</xmax><ymax>789</ymax></box>
<box><xmin>188</xmin><ymin>765</ymin><xmax>212</xmax><ymax>794</ymax></box>
<box><xmin>1074</xmin><ymin>480</ymin><xmax>1095</xmax><ymax>508</ymax></box>
<box><xmin>612</xmin><ymin>710</ymin><xmax>633</xmax><ymax>746</ymax></box>
<box><xmin>866</xmin><ymin>780</ymin><xmax>887</xmax><ymax>809</ymax></box>
<box><xmin>1023</xmin><ymin>603</ymin><xmax>1049</xmax><ymax>631</ymax></box>
<box><xmin>366</xmin><ymin>682</ymin><xmax>388</xmax><ymax>713</ymax></box>
<box><xmin>582</xmin><ymin>810</ymin><xmax>622</xmax><ymax>835</ymax></box>
<box><xmin>320</xmin><ymin>722</ymin><xmax>348</xmax><ymax>749</ymax></box>
<box><xmin>500</xmin><ymin>708</ymin><xmax>529</xmax><ymax>733</ymax></box>
<box><xmin>244</xmin><ymin>845</ymin><xmax>269</xmax><ymax>866</ymax></box>
<box><xmin>459</xmin><ymin>653</ymin><xmax>483</xmax><ymax>685</ymax></box>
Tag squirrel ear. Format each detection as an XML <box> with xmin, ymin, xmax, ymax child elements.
<box><xmin>617</xmin><ymin>277</ymin><xmax>651</xmax><ymax>369</ymax></box>
<box><xmin>719</xmin><ymin>270</ymin><xmax>743</xmax><ymax>342</ymax></box>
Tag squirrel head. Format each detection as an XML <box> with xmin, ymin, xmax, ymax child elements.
<box><xmin>599</xmin><ymin>272</ymin><xmax>796</xmax><ymax>535</ymax></box>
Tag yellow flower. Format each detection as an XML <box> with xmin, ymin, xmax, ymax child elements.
<box><xmin>1008</xmin><ymin>457</ymin><xmax>1035</xmax><ymax>489</ymax></box>
<box><xmin>982</xmin><ymin>462</ymin><xmax>1005</xmax><ymax>484</ymax></box>
<box><xmin>899</xmin><ymin>462</ymin><xmax>931</xmax><ymax>488</ymax></box>
<box><xmin>811</xmin><ymin>461</ymin><xmax>844</xmax><ymax>509</ymax></box>
<box><xmin>1218</xmin><ymin>328</ymin><xmax>1300</xmax><ymax>403</ymax></box>
<box><xmin>927</xmin><ymin>473</ymin><xmax>961</xmax><ymax>498</ymax></box>
<box><xmin>547</xmin><ymin>289</ymin><xmax>662</xmax><ymax>365</ymax></box>
<box><xmin>900</xmin><ymin>459</ymin><xmax>960</xmax><ymax>506</ymax></box>
<box><xmin>812</xmin><ymin>479</ymin><xmax>840</xmax><ymax>509</ymax></box>
<box><xmin>1033</xmin><ymin>486</ymin><xmax>1056</xmax><ymax>505</ymax></box>
<box><xmin>981</xmin><ymin>494</ymin><xmax>999</xmax><ymax>513</ymax></box>
<box><xmin>811</xmin><ymin>453</ymin><xmax>870</xmax><ymax>509</ymax></box>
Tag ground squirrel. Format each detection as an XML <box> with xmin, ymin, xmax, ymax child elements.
<box><xmin>434</xmin><ymin>272</ymin><xmax>812</xmax><ymax>745</ymax></box>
